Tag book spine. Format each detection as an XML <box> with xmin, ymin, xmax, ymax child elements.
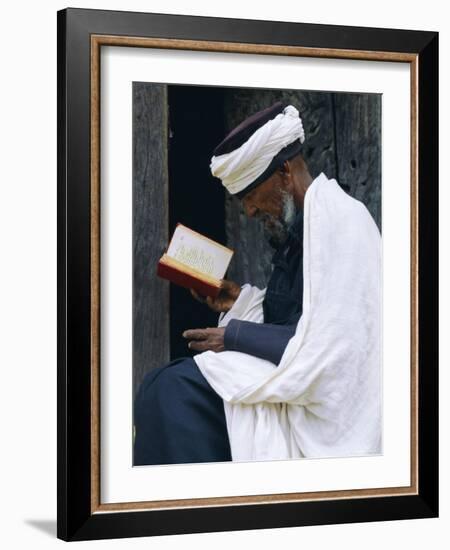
<box><xmin>157</xmin><ymin>261</ymin><xmax>220</xmax><ymax>299</ymax></box>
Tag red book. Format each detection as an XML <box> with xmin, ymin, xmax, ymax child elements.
<box><xmin>156</xmin><ymin>224</ymin><xmax>234</xmax><ymax>298</ymax></box>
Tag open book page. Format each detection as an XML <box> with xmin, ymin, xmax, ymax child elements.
<box><xmin>166</xmin><ymin>224</ymin><xmax>233</xmax><ymax>280</ymax></box>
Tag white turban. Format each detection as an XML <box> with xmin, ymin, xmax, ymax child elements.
<box><xmin>210</xmin><ymin>104</ymin><xmax>305</xmax><ymax>195</ymax></box>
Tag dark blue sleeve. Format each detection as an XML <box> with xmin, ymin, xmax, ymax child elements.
<box><xmin>223</xmin><ymin>319</ymin><xmax>297</xmax><ymax>366</ymax></box>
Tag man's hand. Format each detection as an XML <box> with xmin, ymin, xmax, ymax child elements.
<box><xmin>182</xmin><ymin>327</ymin><xmax>226</xmax><ymax>353</ymax></box>
<box><xmin>189</xmin><ymin>279</ymin><xmax>241</xmax><ymax>313</ymax></box>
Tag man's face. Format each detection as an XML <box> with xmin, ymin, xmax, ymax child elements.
<box><xmin>241</xmin><ymin>167</ymin><xmax>297</xmax><ymax>248</ymax></box>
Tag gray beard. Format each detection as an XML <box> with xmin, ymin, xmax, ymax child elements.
<box><xmin>257</xmin><ymin>190</ymin><xmax>297</xmax><ymax>249</ymax></box>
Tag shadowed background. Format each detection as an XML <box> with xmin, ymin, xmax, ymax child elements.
<box><xmin>133</xmin><ymin>83</ymin><xmax>381</xmax><ymax>396</ymax></box>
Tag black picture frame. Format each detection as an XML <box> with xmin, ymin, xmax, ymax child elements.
<box><xmin>57</xmin><ymin>7</ymin><xmax>438</xmax><ymax>542</ymax></box>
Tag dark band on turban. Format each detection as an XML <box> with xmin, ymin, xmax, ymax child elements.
<box><xmin>234</xmin><ymin>138</ymin><xmax>303</xmax><ymax>199</ymax></box>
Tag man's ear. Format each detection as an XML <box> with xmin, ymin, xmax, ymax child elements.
<box><xmin>282</xmin><ymin>160</ymin><xmax>294</xmax><ymax>175</ymax></box>
<box><xmin>278</xmin><ymin>160</ymin><xmax>293</xmax><ymax>187</ymax></box>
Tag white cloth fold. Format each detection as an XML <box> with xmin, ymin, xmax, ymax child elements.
<box><xmin>210</xmin><ymin>105</ymin><xmax>305</xmax><ymax>195</ymax></box>
<box><xmin>193</xmin><ymin>172</ymin><xmax>382</xmax><ymax>462</ymax></box>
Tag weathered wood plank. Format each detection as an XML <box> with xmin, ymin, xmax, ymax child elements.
<box><xmin>132</xmin><ymin>83</ymin><xmax>170</xmax><ymax>396</ymax></box>
<box><xmin>333</xmin><ymin>92</ymin><xmax>382</xmax><ymax>231</ymax></box>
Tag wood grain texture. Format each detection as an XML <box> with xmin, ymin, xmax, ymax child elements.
<box><xmin>92</xmin><ymin>35</ymin><xmax>417</xmax><ymax>62</ymax></box>
<box><xmin>133</xmin><ymin>83</ymin><xmax>170</xmax><ymax>396</ymax></box>
<box><xmin>334</xmin><ymin>92</ymin><xmax>382</xmax><ymax>230</ymax></box>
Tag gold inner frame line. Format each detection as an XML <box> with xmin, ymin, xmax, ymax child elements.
<box><xmin>90</xmin><ymin>34</ymin><xmax>419</xmax><ymax>514</ymax></box>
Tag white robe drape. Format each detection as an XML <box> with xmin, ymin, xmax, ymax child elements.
<box><xmin>193</xmin><ymin>172</ymin><xmax>382</xmax><ymax>462</ymax></box>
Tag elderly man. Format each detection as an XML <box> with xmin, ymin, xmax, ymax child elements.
<box><xmin>134</xmin><ymin>101</ymin><xmax>310</xmax><ymax>465</ymax></box>
<box><xmin>134</xmin><ymin>100</ymin><xmax>381</xmax><ymax>465</ymax></box>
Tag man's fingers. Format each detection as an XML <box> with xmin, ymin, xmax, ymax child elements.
<box><xmin>182</xmin><ymin>329</ymin><xmax>208</xmax><ymax>340</ymax></box>
<box><xmin>182</xmin><ymin>327</ymin><xmax>224</xmax><ymax>352</ymax></box>
<box><xmin>219</xmin><ymin>279</ymin><xmax>239</xmax><ymax>295</ymax></box>
<box><xmin>190</xmin><ymin>288</ymin><xmax>206</xmax><ymax>302</ymax></box>
<box><xmin>188</xmin><ymin>339</ymin><xmax>209</xmax><ymax>351</ymax></box>
<box><xmin>220</xmin><ymin>279</ymin><xmax>231</xmax><ymax>289</ymax></box>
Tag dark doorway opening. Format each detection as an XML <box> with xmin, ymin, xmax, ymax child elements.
<box><xmin>168</xmin><ymin>85</ymin><xmax>228</xmax><ymax>359</ymax></box>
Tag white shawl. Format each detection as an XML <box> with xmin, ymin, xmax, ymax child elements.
<box><xmin>193</xmin><ymin>172</ymin><xmax>382</xmax><ymax>461</ymax></box>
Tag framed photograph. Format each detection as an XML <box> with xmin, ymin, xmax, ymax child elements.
<box><xmin>57</xmin><ymin>7</ymin><xmax>438</xmax><ymax>541</ymax></box>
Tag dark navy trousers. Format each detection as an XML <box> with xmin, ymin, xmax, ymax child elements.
<box><xmin>133</xmin><ymin>356</ymin><xmax>232</xmax><ymax>465</ymax></box>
